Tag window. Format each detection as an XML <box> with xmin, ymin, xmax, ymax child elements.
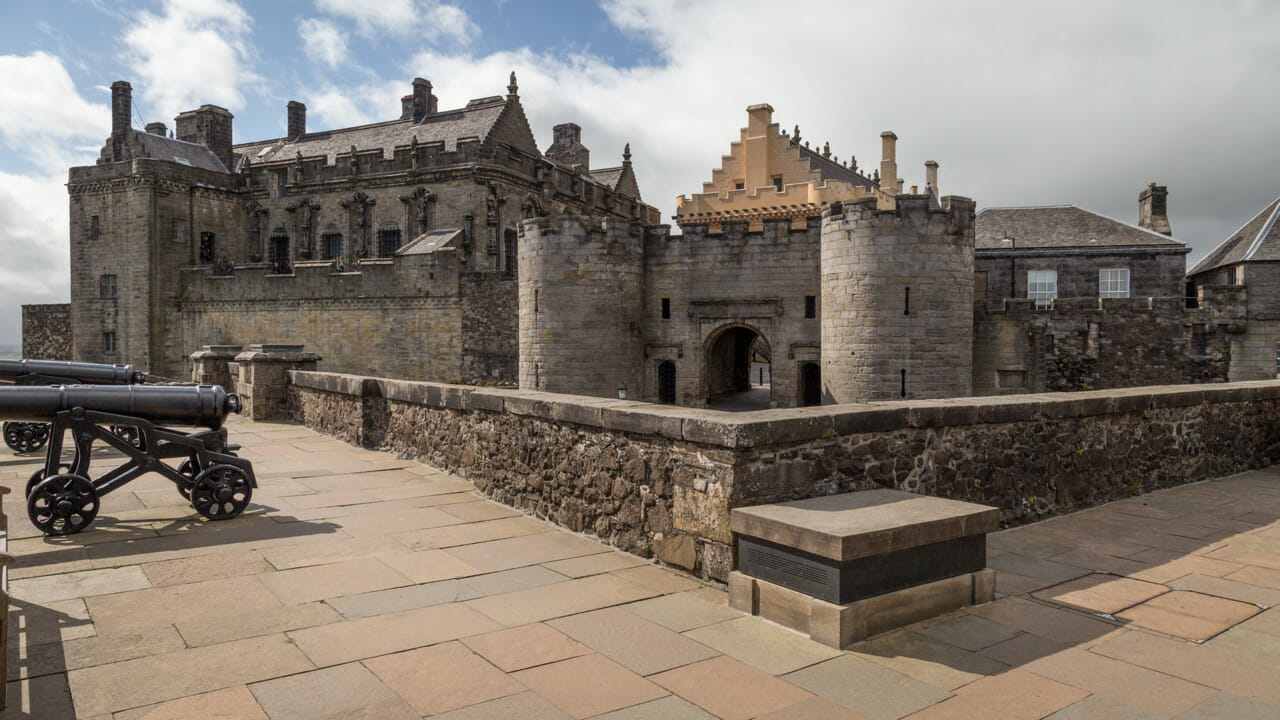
<box><xmin>1099</xmin><ymin>268</ymin><xmax>1130</xmax><ymax>299</ymax></box>
<box><xmin>661</xmin><ymin>298</ymin><xmax>671</xmax><ymax>319</ymax></box>
<box><xmin>1027</xmin><ymin>269</ymin><xmax>1057</xmax><ymax>309</ymax></box>
<box><xmin>99</xmin><ymin>274</ymin><xmax>117</xmax><ymax>299</ymax></box>
<box><xmin>89</xmin><ymin>215</ymin><xmax>100</xmax><ymax>241</ymax></box>
<box><xmin>321</xmin><ymin>231</ymin><xmax>343</xmax><ymax>260</ymax></box>
<box><xmin>171</xmin><ymin>218</ymin><xmax>186</xmax><ymax>243</ymax></box>
<box><xmin>103</xmin><ymin>331</ymin><xmax>116</xmax><ymax>354</ymax></box>
<box><xmin>504</xmin><ymin>229</ymin><xmax>517</xmax><ymax>276</ymax></box>
<box><xmin>772</xmin><ymin>176</ymin><xmax>783</xmax><ymax>192</ymax></box>
<box><xmin>1230</xmin><ymin>266</ymin><xmax>1244</xmax><ymax>286</ymax></box>
<box><xmin>734</xmin><ymin>182</ymin><xmax>744</xmax><ymax>190</ymax></box>
<box><xmin>377</xmin><ymin>226</ymin><xmax>403</xmax><ymax>257</ymax></box>
<box><xmin>804</xmin><ymin>295</ymin><xmax>816</xmax><ymax>319</ymax></box>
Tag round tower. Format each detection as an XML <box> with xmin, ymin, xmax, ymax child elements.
<box><xmin>518</xmin><ymin>215</ymin><xmax>645</xmax><ymax>398</ymax></box>
<box><xmin>820</xmin><ymin>194</ymin><xmax>975</xmax><ymax>403</ymax></box>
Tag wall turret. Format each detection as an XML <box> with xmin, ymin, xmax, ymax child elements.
<box><xmin>518</xmin><ymin>216</ymin><xmax>645</xmax><ymax>398</ymax></box>
<box><xmin>820</xmin><ymin>194</ymin><xmax>975</xmax><ymax>402</ymax></box>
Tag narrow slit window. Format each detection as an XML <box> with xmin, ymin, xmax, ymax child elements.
<box><xmin>904</xmin><ymin>287</ymin><xmax>910</xmax><ymax>316</ymax></box>
<box><xmin>900</xmin><ymin>369</ymin><xmax>906</xmax><ymax>397</ymax></box>
<box><xmin>661</xmin><ymin>298</ymin><xmax>671</xmax><ymax>319</ymax></box>
<box><xmin>804</xmin><ymin>295</ymin><xmax>816</xmax><ymax>319</ymax></box>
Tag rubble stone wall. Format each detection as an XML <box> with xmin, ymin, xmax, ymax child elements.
<box><xmin>288</xmin><ymin>371</ymin><xmax>1280</xmax><ymax>581</ymax></box>
<box><xmin>21</xmin><ymin>304</ymin><xmax>72</xmax><ymax>360</ymax></box>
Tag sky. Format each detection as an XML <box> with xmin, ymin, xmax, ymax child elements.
<box><xmin>1</xmin><ymin>0</ymin><xmax>1278</xmax><ymax>349</ymax></box>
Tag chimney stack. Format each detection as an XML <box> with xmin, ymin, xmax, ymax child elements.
<box><xmin>880</xmin><ymin>131</ymin><xmax>898</xmax><ymax>195</ymax></box>
<box><xmin>145</xmin><ymin>122</ymin><xmax>167</xmax><ymax>136</ymax></box>
<box><xmin>400</xmin><ymin>95</ymin><xmax>414</xmax><ymax>120</ymax></box>
<box><xmin>1138</xmin><ymin>183</ymin><xmax>1172</xmax><ymax>235</ymax></box>
<box><xmin>110</xmin><ymin>80</ymin><xmax>132</xmax><ymax>161</ymax></box>
<box><xmin>175</xmin><ymin>105</ymin><xmax>235</xmax><ymax>171</ymax></box>
<box><xmin>411</xmin><ymin>78</ymin><xmax>436</xmax><ymax>123</ymax></box>
<box><xmin>924</xmin><ymin>160</ymin><xmax>939</xmax><ymax>197</ymax></box>
<box><xmin>287</xmin><ymin>101</ymin><xmax>306</xmax><ymax>140</ymax></box>
<box><xmin>546</xmin><ymin>123</ymin><xmax>589</xmax><ymax>171</ymax></box>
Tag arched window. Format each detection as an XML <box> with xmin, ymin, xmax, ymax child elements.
<box><xmin>268</xmin><ymin>227</ymin><xmax>290</xmax><ymax>273</ymax></box>
<box><xmin>658</xmin><ymin>361</ymin><xmax>676</xmax><ymax>404</ymax></box>
<box><xmin>376</xmin><ymin>222</ymin><xmax>403</xmax><ymax>257</ymax></box>
<box><xmin>320</xmin><ymin>223</ymin><xmax>343</xmax><ymax>261</ymax></box>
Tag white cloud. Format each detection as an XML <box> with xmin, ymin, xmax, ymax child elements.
<box><xmin>298</xmin><ymin>18</ymin><xmax>350</xmax><ymax>69</ymax></box>
<box><xmin>316</xmin><ymin>0</ymin><xmax>476</xmax><ymax>44</ymax></box>
<box><xmin>0</xmin><ymin>52</ymin><xmax>109</xmax><ymax>166</ymax></box>
<box><xmin>0</xmin><ymin>52</ymin><xmax>105</xmax><ymax>345</ymax></box>
<box><xmin>122</xmin><ymin>0</ymin><xmax>262</xmax><ymax>125</ymax></box>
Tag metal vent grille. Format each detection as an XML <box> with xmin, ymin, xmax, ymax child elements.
<box><xmin>744</xmin><ymin>543</ymin><xmax>829</xmax><ymax>584</ymax></box>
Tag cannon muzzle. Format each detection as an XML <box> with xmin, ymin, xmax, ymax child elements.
<box><xmin>0</xmin><ymin>359</ymin><xmax>144</xmax><ymax>386</ymax></box>
<box><xmin>0</xmin><ymin>385</ymin><xmax>239</xmax><ymax>429</ymax></box>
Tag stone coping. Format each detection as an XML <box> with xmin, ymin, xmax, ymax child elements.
<box><xmin>288</xmin><ymin>371</ymin><xmax>1280</xmax><ymax>449</ymax></box>
<box><xmin>729</xmin><ymin>489</ymin><xmax>999</xmax><ymax>562</ymax></box>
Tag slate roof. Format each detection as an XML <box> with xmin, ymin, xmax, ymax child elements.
<box><xmin>132</xmin><ymin>130</ymin><xmax>228</xmax><ymax>172</ymax></box>
<box><xmin>975</xmin><ymin>206</ymin><xmax>1186</xmax><ymax>251</ymax></box>
<box><xmin>796</xmin><ymin>144</ymin><xmax>877</xmax><ymax>190</ymax></box>
<box><xmin>1188</xmin><ymin>196</ymin><xmax>1280</xmax><ymax>275</ymax></box>
<box><xmin>590</xmin><ymin>166</ymin><xmax>624</xmax><ymax>190</ymax></box>
<box><xmin>234</xmin><ymin>97</ymin><xmax>522</xmax><ymax>165</ymax></box>
<box><xmin>398</xmin><ymin>228</ymin><xmax>461</xmax><ymax>255</ymax></box>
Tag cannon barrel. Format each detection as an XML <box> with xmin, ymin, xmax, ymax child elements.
<box><xmin>0</xmin><ymin>359</ymin><xmax>144</xmax><ymax>385</ymax></box>
<box><xmin>0</xmin><ymin>385</ymin><xmax>240</xmax><ymax>429</ymax></box>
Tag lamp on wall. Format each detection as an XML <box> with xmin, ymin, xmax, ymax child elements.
<box><xmin>617</xmin><ymin>382</ymin><xmax>627</xmax><ymax>400</ymax></box>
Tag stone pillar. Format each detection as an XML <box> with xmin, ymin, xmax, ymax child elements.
<box><xmin>233</xmin><ymin>344</ymin><xmax>320</xmax><ymax>421</ymax></box>
<box><xmin>190</xmin><ymin>345</ymin><xmax>242</xmax><ymax>388</ymax></box>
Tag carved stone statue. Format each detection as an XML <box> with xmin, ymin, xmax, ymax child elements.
<box><xmin>244</xmin><ymin>199</ymin><xmax>268</xmax><ymax>263</ymax></box>
<box><xmin>399</xmin><ymin>187</ymin><xmax>434</xmax><ymax>237</ymax></box>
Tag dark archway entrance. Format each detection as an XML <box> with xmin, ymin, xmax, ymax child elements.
<box><xmin>657</xmin><ymin>361</ymin><xmax>676</xmax><ymax>404</ymax></box>
<box><xmin>801</xmin><ymin>363</ymin><xmax>822</xmax><ymax>406</ymax></box>
<box><xmin>707</xmin><ymin>326</ymin><xmax>770</xmax><ymax>411</ymax></box>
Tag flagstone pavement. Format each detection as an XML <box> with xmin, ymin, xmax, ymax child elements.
<box><xmin>3</xmin><ymin>416</ymin><xmax>1280</xmax><ymax>719</ymax></box>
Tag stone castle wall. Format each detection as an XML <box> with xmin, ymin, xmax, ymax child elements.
<box><xmin>821</xmin><ymin>195</ymin><xmax>976</xmax><ymax>403</ymax></box>
<box><xmin>20</xmin><ymin>304</ymin><xmax>72</xmax><ymax>360</ymax></box>
<box><xmin>288</xmin><ymin>370</ymin><xmax>1280</xmax><ymax>581</ymax></box>
<box><xmin>974</xmin><ymin>298</ymin><xmax>1235</xmax><ymax>394</ymax></box>
<box><xmin>518</xmin><ymin>216</ymin><xmax>646</xmax><ymax>398</ymax></box>
<box><xmin>642</xmin><ymin>219</ymin><xmax>821</xmax><ymax>406</ymax></box>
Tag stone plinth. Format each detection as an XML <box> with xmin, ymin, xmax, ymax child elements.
<box><xmin>729</xmin><ymin>489</ymin><xmax>998</xmax><ymax>647</ymax></box>
<box><xmin>190</xmin><ymin>345</ymin><xmax>242</xmax><ymax>387</ymax></box>
<box><xmin>234</xmin><ymin>345</ymin><xmax>320</xmax><ymax>421</ymax></box>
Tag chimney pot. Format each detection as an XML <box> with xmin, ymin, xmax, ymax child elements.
<box><xmin>411</xmin><ymin>77</ymin><xmax>434</xmax><ymax>123</ymax></box>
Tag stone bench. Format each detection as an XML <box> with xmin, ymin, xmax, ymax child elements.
<box><xmin>728</xmin><ymin>489</ymin><xmax>998</xmax><ymax>649</ymax></box>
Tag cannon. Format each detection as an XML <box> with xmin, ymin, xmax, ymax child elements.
<box><xmin>1</xmin><ymin>384</ymin><xmax>255</xmax><ymax>535</ymax></box>
<box><xmin>1</xmin><ymin>360</ymin><xmax>146</xmax><ymax>453</ymax></box>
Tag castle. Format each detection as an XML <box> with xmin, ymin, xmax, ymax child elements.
<box><xmin>27</xmin><ymin>75</ymin><xmax>1273</xmax><ymax>408</ymax></box>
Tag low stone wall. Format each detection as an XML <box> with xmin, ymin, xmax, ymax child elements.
<box><xmin>21</xmin><ymin>304</ymin><xmax>72</xmax><ymax>360</ymax></box>
<box><xmin>287</xmin><ymin>372</ymin><xmax>1280</xmax><ymax>581</ymax></box>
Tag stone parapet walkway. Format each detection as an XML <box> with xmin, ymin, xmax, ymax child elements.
<box><xmin>1</xmin><ymin>417</ymin><xmax>1278</xmax><ymax>719</ymax></box>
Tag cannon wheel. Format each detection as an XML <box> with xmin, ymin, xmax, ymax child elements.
<box><xmin>177</xmin><ymin>450</ymin><xmax>236</xmax><ymax>501</ymax></box>
<box><xmin>190</xmin><ymin>464</ymin><xmax>252</xmax><ymax>521</ymax></box>
<box><xmin>4</xmin><ymin>422</ymin><xmax>50</xmax><ymax>453</ymax></box>
<box><xmin>28</xmin><ymin>473</ymin><xmax>99</xmax><ymax>536</ymax></box>
<box><xmin>26</xmin><ymin>463</ymin><xmax>74</xmax><ymax>498</ymax></box>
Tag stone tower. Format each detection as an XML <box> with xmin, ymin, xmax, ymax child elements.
<box><xmin>820</xmin><ymin>194</ymin><xmax>976</xmax><ymax>403</ymax></box>
<box><xmin>518</xmin><ymin>216</ymin><xmax>645</xmax><ymax>398</ymax></box>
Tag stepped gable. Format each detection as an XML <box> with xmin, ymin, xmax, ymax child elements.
<box><xmin>233</xmin><ymin>94</ymin><xmax>535</xmax><ymax>165</ymax></box>
<box><xmin>976</xmin><ymin>205</ymin><xmax>1186</xmax><ymax>250</ymax></box>
<box><xmin>1189</xmin><ymin>195</ymin><xmax>1280</xmax><ymax>274</ymax></box>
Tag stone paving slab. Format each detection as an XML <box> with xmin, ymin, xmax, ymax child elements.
<box><xmin>2</xmin><ymin>416</ymin><xmax>1280</xmax><ymax>719</ymax></box>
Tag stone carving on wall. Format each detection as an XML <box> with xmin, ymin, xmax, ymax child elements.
<box><xmin>410</xmin><ymin>136</ymin><xmax>421</xmax><ymax>172</ymax></box>
<box><xmin>400</xmin><ymin>186</ymin><xmax>435</xmax><ymax>238</ymax></box>
<box><xmin>484</xmin><ymin>181</ymin><xmax>505</xmax><ymax>256</ymax></box>
<box><xmin>521</xmin><ymin>194</ymin><xmax>545</xmax><ymax>219</ymax></box>
<box><xmin>342</xmin><ymin>191</ymin><xmax>376</xmax><ymax>259</ymax></box>
<box><xmin>294</xmin><ymin>199</ymin><xmax>321</xmax><ymax>258</ymax></box>
<box><xmin>244</xmin><ymin>199</ymin><xmax>268</xmax><ymax>262</ymax></box>
<box><xmin>348</xmin><ymin>145</ymin><xmax>359</xmax><ymax>176</ymax></box>
<box><xmin>291</xmin><ymin>151</ymin><xmax>304</xmax><ymax>184</ymax></box>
